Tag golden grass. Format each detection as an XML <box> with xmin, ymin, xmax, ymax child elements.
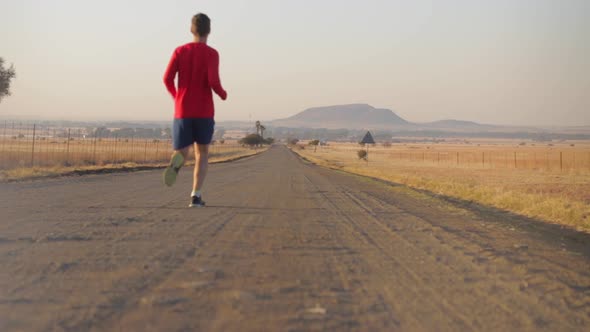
<box><xmin>315</xmin><ymin>141</ymin><xmax>590</xmax><ymax>172</ymax></box>
<box><xmin>0</xmin><ymin>138</ymin><xmax>249</xmax><ymax>170</ymax></box>
<box><xmin>294</xmin><ymin>143</ymin><xmax>590</xmax><ymax>232</ymax></box>
<box><xmin>0</xmin><ymin>146</ymin><xmax>266</xmax><ymax>182</ymax></box>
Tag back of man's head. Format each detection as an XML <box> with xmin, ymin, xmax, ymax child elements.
<box><xmin>192</xmin><ymin>13</ymin><xmax>211</xmax><ymax>37</ymax></box>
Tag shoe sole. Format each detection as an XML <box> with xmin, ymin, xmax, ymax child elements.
<box><xmin>163</xmin><ymin>153</ymin><xmax>184</xmax><ymax>187</ymax></box>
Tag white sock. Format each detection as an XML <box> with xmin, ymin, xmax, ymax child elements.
<box><xmin>191</xmin><ymin>190</ymin><xmax>201</xmax><ymax>198</ymax></box>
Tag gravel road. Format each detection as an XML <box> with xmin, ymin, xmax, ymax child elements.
<box><xmin>1</xmin><ymin>145</ymin><xmax>589</xmax><ymax>331</ymax></box>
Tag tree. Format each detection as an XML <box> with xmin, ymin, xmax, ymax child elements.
<box><xmin>255</xmin><ymin>121</ymin><xmax>261</xmax><ymax>136</ymax></box>
<box><xmin>308</xmin><ymin>139</ymin><xmax>320</xmax><ymax>152</ymax></box>
<box><xmin>0</xmin><ymin>58</ymin><xmax>16</xmax><ymax>103</ymax></box>
<box><xmin>240</xmin><ymin>133</ymin><xmax>265</xmax><ymax>147</ymax></box>
<box><xmin>94</xmin><ymin>127</ymin><xmax>111</xmax><ymax>137</ymax></box>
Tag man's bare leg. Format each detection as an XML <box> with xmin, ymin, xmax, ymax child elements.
<box><xmin>176</xmin><ymin>146</ymin><xmax>191</xmax><ymax>161</ymax></box>
<box><xmin>192</xmin><ymin>143</ymin><xmax>209</xmax><ymax>193</ymax></box>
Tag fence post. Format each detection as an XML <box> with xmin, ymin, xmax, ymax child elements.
<box><xmin>131</xmin><ymin>134</ymin><xmax>135</xmax><ymax>162</ymax></box>
<box><xmin>155</xmin><ymin>140</ymin><xmax>159</xmax><ymax>161</ymax></box>
<box><xmin>113</xmin><ymin>135</ymin><xmax>118</xmax><ymax>163</ymax></box>
<box><xmin>144</xmin><ymin>140</ymin><xmax>148</xmax><ymax>163</ymax></box>
<box><xmin>456</xmin><ymin>152</ymin><xmax>459</xmax><ymax>165</ymax></box>
<box><xmin>514</xmin><ymin>152</ymin><xmax>517</xmax><ymax>169</ymax></box>
<box><xmin>66</xmin><ymin>128</ymin><xmax>71</xmax><ymax>164</ymax></box>
<box><xmin>482</xmin><ymin>152</ymin><xmax>485</xmax><ymax>168</ymax></box>
<box><xmin>93</xmin><ymin>131</ymin><xmax>98</xmax><ymax>163</ymax></box>
<box><xmin>560</xmin><ymin>151</ymin><xmax>563</xmax><ymax>171</ymax></box>
<box><xmin>31</xmin><ymin>124</ymin><xmax>36</xmax><ymax>167</ymax></box>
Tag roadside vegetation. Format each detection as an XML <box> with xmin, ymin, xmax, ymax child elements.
<box><xmin>0</xmin><ymin>57</ymin><xmax>16</xmax><ymax>102</ymax></box>
<box><xmin>0</xmin><ymin>142</ymin><xmax>266</xmax><ymax>182</ymax></box>
<box><xmin>0</xmin><ymin>137</ymin><xmax>265</xmax><ymax>182</ymax></box>
<box><xmin>292</xmin><ymin>141</ymin><xmax>590</xmax><ymax>232</ymax></box>
<box><xmin>0</xmin><ymin>121</ymin><xmax>274</xmax><ymax>181</ymax></box>
<box><xmin>239</xmin><ymin>134</ymin><xmax>274</xmax><ymax>147</ymax></box>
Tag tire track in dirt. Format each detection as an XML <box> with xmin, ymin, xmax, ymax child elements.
<box><xmin>346</xmin><ymin>185</ymin><xmax>590</xmax><ymax>326</ymax></box>
<box><xmin>301</xmin><ymin>172</ymin><xmax>478</xmax><ymax>330</ymax></box>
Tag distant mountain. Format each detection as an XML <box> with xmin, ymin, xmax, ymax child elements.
<box><xmin>272</xmin><ymin>104</ymin><xmax>409</xmax><ymax>129</ymax></box>
<box><xmin>427</xmin><ymin>119</ymin><xmax>488</xmax><ymax>127</ymax></box>
<box><xmin>423</xmin><ymin>119</ymin><xmax>500</xmax><ymax>132</ymax></box>
<box><xmin>271</xmin><ymin>104</ymin><xmax>555</xmax><ymax>134</ymax></box>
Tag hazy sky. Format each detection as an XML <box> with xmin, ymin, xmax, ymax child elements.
<box><xmin>1</xmin><ymin>0</ymin><xmax>588</xmax><ymax>125</ymax></box>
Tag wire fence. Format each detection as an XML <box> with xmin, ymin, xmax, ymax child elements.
<box><xmin>0</xmin><ymin>122</ymin><xmax>249</xmax><ymax>170</ymax></box>
<box><xmin>311</xmin><ymin>144</ymin><xmax>590</xmax><ymax>172</ymax></box>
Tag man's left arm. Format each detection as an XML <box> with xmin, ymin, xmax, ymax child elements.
<box><xmin>163</xmin><ymin>50</ymin><xmax>179</xmax><ymax>98</ymax></box>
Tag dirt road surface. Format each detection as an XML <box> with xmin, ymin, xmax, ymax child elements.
<box><xmin>1</xmin><ymin>145</ymin><xmax>589</xmax><ymax>331</ymax></box>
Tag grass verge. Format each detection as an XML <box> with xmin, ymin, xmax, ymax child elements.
<box><xmin>292</xmin><ymin>147</ymin><xmax>590</xmax><ymax>232</ymax></box>
<box><xmin>1</xmin><ymin>147</ymin><xmax>267</xmax><ymax>182</ymax></box>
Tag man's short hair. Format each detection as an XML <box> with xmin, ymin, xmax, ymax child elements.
<box><xmin>192</xmin><ymin>13</ymin><xmax>211</xmax><ymax>36</ymax></box>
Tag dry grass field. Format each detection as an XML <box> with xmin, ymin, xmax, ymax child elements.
<box><xmin>293</xmin><ymin>140</ymin><xmax>590</xmax><ymax>232</ymax></box>
<box><xmin>0</xmin><ymin>135</ymin><xmax>264</xmax><ymax>181</ymax></box>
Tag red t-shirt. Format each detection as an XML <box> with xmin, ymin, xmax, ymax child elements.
<box><xmin>163</xmin><ymin>42</ymin><xmax>227</xmax><ymax>119</ymax></box>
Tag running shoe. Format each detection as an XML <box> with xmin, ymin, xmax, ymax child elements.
<box><xmin>189</xmin><ymin>195</ymin><xmax>206</xmax><ymax>208</ymax></box>
<box><xmin>163</xmin><ymin>152</ymin><xmax>184</xmax><ymax>187</ymax></box>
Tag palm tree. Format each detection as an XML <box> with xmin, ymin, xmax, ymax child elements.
<box><xmin>260</xmin><ymin>125</ymin><xmax>266</xmax><ymax>140</ymax></box>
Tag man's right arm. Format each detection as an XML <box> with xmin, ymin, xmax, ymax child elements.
<box><xmin>163</xmin><ymin>50</ymin><xmax>179</xmax><ymax>98</ymax></box>
<box><xmin>208</xmin><ymin>50</ymin><xmax>227</xmax><ymax>100</ymax></box>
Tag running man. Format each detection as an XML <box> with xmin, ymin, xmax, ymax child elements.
<box><xmin>163</xmin><ymin>13</ymin><xmax>227</xmax><ymax>207</ymax></box>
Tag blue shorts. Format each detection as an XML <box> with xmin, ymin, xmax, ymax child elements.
<box><xmin>172</xmin><ymin>118</ymin><xmax>215</xmax><ymax>150</ymax></box>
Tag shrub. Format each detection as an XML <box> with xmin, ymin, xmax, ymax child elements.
<box><xmin>240</xmin><ymin>134</ymin><xmax>262</xmax><ymax>146</ymax></box>
<box><xmin>382</xmin><ymin>142</ymin><xmax>392</xmax><ymax>148</ymax></box>
<box><xmin>357</xmin><ymin>149</ymin><xmax>367</xmax><ymax>160</ymax></box>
